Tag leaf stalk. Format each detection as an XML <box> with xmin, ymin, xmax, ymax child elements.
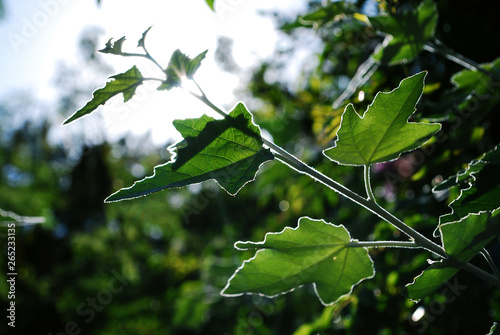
<box><xmin>481</xmin><ymin>248</ymin><xmax>500</xmax><ymax>281</ymax></box>
<box><xmin>364</xmin><ymin>165</ymin><xmax>377</xmax><ymax>203</ymax></box>
<box><xmin>190</xmin><ymin>80</ymin><xmax>500</xmax><ymax>288</ymax></box>
<box><xmin>424</xmin><ymin>39</ymin><xmax>500</xmax><ymax>81</ymax></box>
<box><xmin>347</xmin><ymin>241</ymin><xmax>419</xmax><ymax>248</ymax></box>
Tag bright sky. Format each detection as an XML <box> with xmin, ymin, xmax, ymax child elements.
<box><xmin>0</xmin><ymin>0</ymin><xmax>309</xmax><ymax>145</ymax></box>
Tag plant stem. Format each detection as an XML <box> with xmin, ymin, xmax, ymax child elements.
<box><xmin>332</xmin><ymin>55</ymin><xmax>379</xmax><ymax>109</ymax></box>
<box><xmin>190</xmin><ymin>82</ymin><xmax>445</xmax><ymax>257</ymax></box>
<box><xmin>463</xmin><ymin>263</ymin><xmax>500</xmax><ymax>287</ymax></box>
<box><xmin>348</xmin><ymin>241</ymin><xmax>419</xmax><ymax>248</ymax></box>
<box><xmin>120</xmin><ymin>52</ymin><xmax>165</xmax><ymax>73</ymax></box>
<box><xmin>481</xmin><ymin>248</ymin><xmax>500</xmax><ymax>280</ymax></box>
<box><xmin>364</xmin><ymin>165</ymin><xmax>377</xmax><ymax>202</ymax></box>
<box><xmin>190</xmin><ymin>79</ymin><xmax>500</xmax><ymax>288</ymax></box>
<box><xmin>424</xmin><ymin>39</ymin><xmax>500</xmax><ymax>81</ymax></box>
<box><xmin>273</xmin><ymin>151</ymin><xmax>446</xmax><ymax>258</ymax></box>
<box><xmin>143</xmin><ymin>77</ymin><xmax>164</xmax><ymax>82</ymax></box>
<box><xmin>138</xmin><ymin>32</ymin><xmax>165</xmax><ymax>72</ymax></box>
<box><xmin>145</xmin><ymin>54</ymin><xmax>165</xmax><ymax>73</ymax></box>
<box><xmin>190</xmin><ymin>82</ymin><xmax>228</xmax><ymax>118</ymax></box>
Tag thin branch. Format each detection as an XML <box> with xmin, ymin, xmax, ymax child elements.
<box><xmin>481</xmin><ymin>248</ymin><xmax>500</xmax><ymax>281</ymax></box>
<box><xmin>364</xmin><ymin>165</ymin><xmax>377</xmax><ymax>203</ymax></box>
<box><xmin>119</xmin><ymin>52</ymin><xmax>165</xmax><ymax>73</ymax></box>
<box><xmin>192</xmin><ymin>84</ymin><xmax>447</xmax><ymax>258</ymax></box>
<box><xmin>185</xmin><ymin>79</ymin><xmax>500</xmax><ymax>289</ymax></box>
<box><xmin>189</xmin><ymin>83</ymin><xmax>229</xmax><ymax>119</ymax></box>
<box><xmin>347</xmin><ymin>240</ymin><xmax>419</xmax><ymax>248</ymax></box>
<box><xmin>140</xmin><ymin>42</ymin><xmax>165</xmax><ymax>73</ymax></box>
<box><xmin>272</xmin><ymin>150</ymin><xmax>446</xmax><ymax>258</ymax></box>
<box><xmin>332</xmin><ymin>55</ymin><xmax>379</xmax><ymax>109</ymax></box>
<box><xmin>142</xmin><ymin>77</ymin><xmax>164</xmax><ymax>82</ymax></box>
<box><xmin>424</xmin><ymin>39</ymin><xmax>500</xmax><ymax>81</ymax></box>
<box><xmin>463</xmin><ymin>262</ymin><xmax>500</xmax><ymax>288</ymax></box>
<box><xmin>144</xmin><ymin>53</ymin><xmax>165</xmax><ymax>73</ymax></box>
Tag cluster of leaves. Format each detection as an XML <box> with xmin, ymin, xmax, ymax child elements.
<box><xmin>1</xmin><ymin>110</ymin><xmax>301</xmax><ymax>334</ymax></box>
<box><xmin>64</xmin><ymin>30</ymin><xmax>500</xmax><ymax>307</ymax></box>
<box><xmin>55</xmin><ymin>0</ymin><xmax>500</xmax><ymax>333</ymax></box>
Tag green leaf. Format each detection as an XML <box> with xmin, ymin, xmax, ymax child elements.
<box><xmin>437</xmin><ymin>145</ymin><xmax>500</xmax><ymax>224</ymax></box>
<box><xmin>281</xmin><ymin>1</ymin><xmax>355</xmax><ymax>31</ymax></box>
<box><xmin>105</xmin><ymin>103</ymin><xmax>273</xmax><ymax>201</ymax></box>
<box><xmin>205</xmin><ymin>0</ymin><xmax>215</xmax><ymax>11</ymax></box>
<box><xmin>301</xmin><ymin>2</ymin><xmax>352</xmax><ymax>23</ymax></box>
<box><xmin>99</xmin><ymin>36</ymin><xmax>126</xmax><ymax>55</ymax></box>
<box><xmin>157</xmin><ymin>49</ymin><xmax>208</xmax><ymax>91</ymax></box>
<box><xmin>221</xmin><ymin>217</ymin><xmax>375</xmax><ymax>305</ymax></box>
<box><xmin>370</xmin><ymin>0</ymin><xmax>437</xmax><ymax>65</ymax></box>
<box><xmin>451</xmin><ymin>57</ymin><xmax>500</xmax><ymax>95</ymax></box>
<box><xmin>448</xmin><ymin>57</ymin><xmax>500</xmax><ymax>119</ymax></box>
<box><xmin>137</xmin><ymin>26</ymin><xmax>152</xmax><ymax>48</ymax></box>
<box><xmin>63</xmin><ymin>66</ymin><xmax>143</xmax><ymax>125</ymax></box>
<box><xmin>405</xmin><ymin>212</ymin><xmax>499</xmax><ymax>301</ymax></box>
<box><xmin>323</xmin><ymin>71</ymin><xmax>441</xmax><ymax>166</ymax></box>
<box><xmin>293</xmin><ymin>304</ymin><xmax>338</xmax><ymax>335</ymax></box>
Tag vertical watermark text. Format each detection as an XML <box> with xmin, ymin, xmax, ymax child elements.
<box><xmin>6</xmin><ymin>222</ymin><xmax>16</xmax><ymax>328</ymax></box>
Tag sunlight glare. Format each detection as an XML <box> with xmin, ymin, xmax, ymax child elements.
<box><xmin>411</xmin><ymin>306</ymin><xmax>426</xmax><ymax>322</ymax></box>
<box><xmin>1</xmin><ymin>0</ymin><xmax>308</xmax><ymax>146</ymax></box>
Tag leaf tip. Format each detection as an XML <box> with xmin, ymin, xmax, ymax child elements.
<box><xmin>62</xmin><ymin>112</ymin><xmax>82</xmax><ymax>125</ymax></box>
<box><xmin>205</xmin><ymin>0</ymin><xmax>215</xmax><ymax>11</ymax></box>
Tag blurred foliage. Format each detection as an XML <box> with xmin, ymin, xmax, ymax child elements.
<box><xmin>0</xmin><ymin>0</ymin><xmax>500</xmax><ymax>334</ymax></box>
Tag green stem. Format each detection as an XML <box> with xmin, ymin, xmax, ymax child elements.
<box><xmin>424</xmin><ymin>39</ymin><xmax>500</xmax><ymax>81</ymax></box>
<box><xmin>273</xmin><ymin>151</ymin><xmax>445</xmax><ymax>258</ymax></box>
<box><xmin>463</xmin><ymin>263</ymin><xmax>500</xmax><ymax>287</ymax></box>
<box><xmin>120</xmin><ymin>52</ymin><xmax>165</xmax><ymax>73</ymax></box>
<box><xmin>191</xmin><ymin>84</ymin><xmax>444</xmax><ymax>256</ymax></box>
<box><xmin>141</xmin><ymin>42</ymin><xmax>166</xmax><ymax>73</ymax></box>
<box><xmin>481</xmin><ymin>248</ymin><xmax>500</xmax><ymax>280</ymax></box>
<box><xmin>364</xmin><ymin>165</ymin><xmax>377</xmax><ymax>202</ymax></box>
<box><xmin>332</xmin><ymin>56</ymin><xmax>379</xmax><ymax>109</ymax></box>
<box><xmin>190</xmin><ymin>79</ymin><xmax>500</xmax><ymax>288</ymax></box>
<box><xmin>348</xmin><ymin>241</ymin><xmax>419</xmax><ymax>248</ymax></box>
<box><xmin>143</xmin><ymin>77</ymin><xmax>164</xmax><ymax>82</ymax></box>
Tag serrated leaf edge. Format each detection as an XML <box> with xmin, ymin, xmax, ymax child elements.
<box><xmin>63</xmin><ymin>66</ymin><xmax>143</xmax><ymax>125</ymax></box>
<box><xmin>105</xmin><ymin>102</ymin><xmax>273</xmax><ymax>202</ymax></box>
<box><xmin>434</xmin><ymin>147</ymin><xmax>500</xmax><ymax>236</ymax></box>
<box><xmin>221</xmin><ymin>216</ymin><xmax>375</xmax><ymax>306</ymax></box>
<box><xmin>324</xmin><ymin>71</ymin><xmax>441</xmax><ymax>166</ymax></box>
<box><xmin>405</xmin><ymin>212</ymin><xmax>492</xmax><ymax>301</ymax></box>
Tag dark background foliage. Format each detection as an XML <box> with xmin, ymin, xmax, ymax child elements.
<box><xmin>1</xmin><ymin>0</ymin><xmax>499</xmax><ymax>334</ymax></box>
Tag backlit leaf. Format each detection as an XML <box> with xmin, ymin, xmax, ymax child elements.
<box><xmin>437</xmin><ymin>145</ymin><xmax>500</xmax><ymax>225</ymax></box>
<box><xmin>205</xmin><ymin>0</ymin><xmax>215</xmax><ymax>11</ymax></box>
<box><xmin>105</xmin><ymin>103</ymin><xmax>273</xmax><ymax>201</ymax></box>
<box><xmin>448</xmin><ymin>57</ymin><xmax>500</xmax><ymax>119</ymax></box>
<box><xmin>137</xmin><ymin>26</ymin><xmax>152</xmax><ymax>48</ymax></box>
<box><xmin>370</xmin><ymin>0</ymin><xmax>437</xmax><ymax>65</ymax></box>
<box><xmin>323</xmin><ymin>71</ymin><xmax>440</xmax><ymax>166</ymax></box>
<box><xmin>158</xmin><ymin>49</ymin><xmax>208</xmax><ymax>91</ymax></box>
<box><xmin>221</xmin><ymin>217</ymin><xmax>375</xmax><ymax>305</ymax></box>
<box><xmin>63</xmin><ymin>66</ymin><xmax>143</xmax><ymax>124</ymax></box>
<box><xmin>302</xmin><ymin>2</ymin><xmax>352</xmax><ymax>23</ymax></box>
<box><xmin>451</xmin><ymin>57</ymin><xmax>500</xmax><ymax>96</ymax></box>
<box><xmin>99</xmin><ymin>36</ymin><xmax>126</xmax><ymax>55</ymax></box>
<box><xmin>405</xmin><ymin>212</ymin><xmax>499</xmax><ymax>301</ymax></box>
